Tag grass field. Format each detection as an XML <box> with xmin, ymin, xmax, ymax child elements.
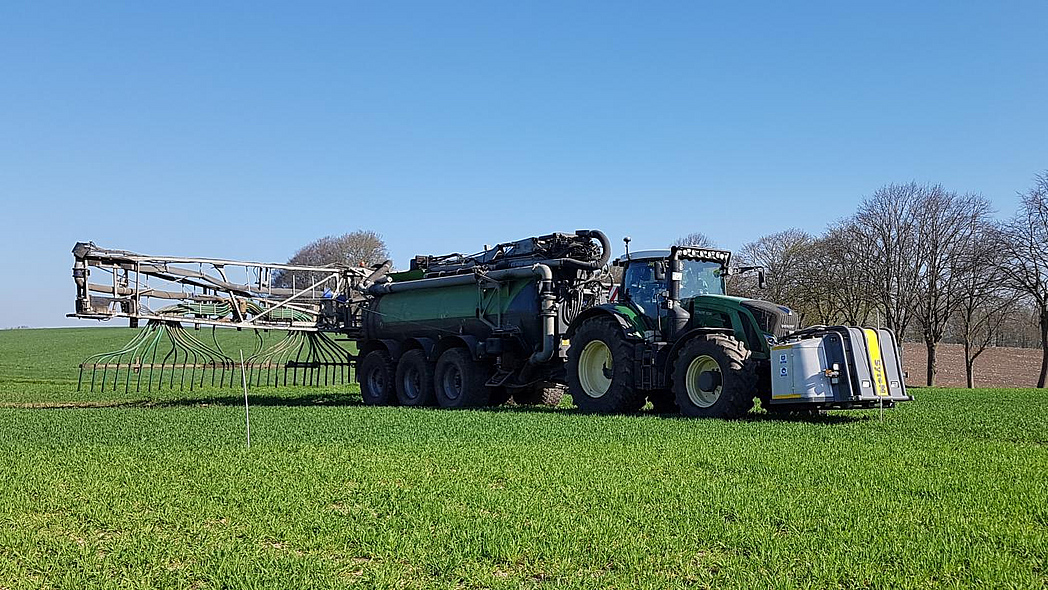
<box><xmin>0</xmin><ymin>328</ymin><xmax>1046</xmax><ymax>589</ymax></box>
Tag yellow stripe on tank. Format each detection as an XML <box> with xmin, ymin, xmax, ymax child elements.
<box><xmin>863</xmin><ymin>329</ymin><xmax>890</xmax><ymax>397</ymax></box>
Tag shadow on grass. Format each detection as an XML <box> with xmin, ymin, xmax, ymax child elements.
<box><xmin>8</xmin><ymin>394</ymin><xmax>872</xmax><ymax>424</ymax></box>
<box><xmin>5</xmin><ymin>393</ymin><xmax>363</xmax><ymax>410</ymax></box>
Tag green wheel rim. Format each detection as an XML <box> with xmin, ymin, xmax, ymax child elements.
<box><xmin>578</xmin><ymin>340</ymin><xmax>612</xmax><ymax>398</ymax></box>
<box><xmin>685</xmin><ymin>354</ymin><xmax>722</xmax><ymax>408</ymax></box>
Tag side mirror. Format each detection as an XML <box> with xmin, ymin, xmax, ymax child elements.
<box><xmin>758</xmin><ymin>269</ymin><xmax>767</xmax><ymax>290</ymax></box>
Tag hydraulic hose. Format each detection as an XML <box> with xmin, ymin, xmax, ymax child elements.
<box><xmin>542</xmin><ymin>229</ymin><xmax>611</xmax><ymax>270</ymax></box>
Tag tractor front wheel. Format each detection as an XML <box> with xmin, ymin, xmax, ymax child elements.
<box><xmin>672</xmin><ymin>334</ymin><xmax>756</xmax><ymax>419</ymax></box>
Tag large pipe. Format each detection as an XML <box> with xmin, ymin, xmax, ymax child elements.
<box><xmin>529</xmin><ymin>264</ymin><xmax>557</xmax><ymax>364</ymax></box>
<box><xmin>366</xmin><ymin>264</ymin><xmax>550</xmax><ymax>295</ymax></box>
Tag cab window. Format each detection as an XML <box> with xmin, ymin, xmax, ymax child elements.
<box><xmin>623</xmin><ymin>260</ymin><xmax>664</xmax><ymax>317</ymax></box>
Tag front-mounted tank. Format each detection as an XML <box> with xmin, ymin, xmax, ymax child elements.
<box><xmin>355</xmin><ymin>230</ymin><xmax>611</xmax><ymax>409</ymax></box>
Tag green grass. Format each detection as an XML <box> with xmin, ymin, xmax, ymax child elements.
<box><xmin>0</xmin><ymin>327</ymin><xmax>1046</xmax><ymax>588</ymax></box>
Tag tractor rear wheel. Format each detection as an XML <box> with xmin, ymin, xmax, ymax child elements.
<box><xmin>359</xmin><ymin>350</ymin><xmax>397</xmax><ymax>406</ymax></box>
<box><xmin>434</xmin><ymin>348</ymin><xmax>489</xmax><ymax>408</ymax></box>
<box><xmin>567</xmin><ymin>317</ymin><xmax>644</xmax><ymax>413</ymax></box>
<box><xmin>672</xmin><ymin>334</ymin><xmax>756</xmax><ymax>419</ymax></box>
<box><xmin>395</xmin><ymin>349</ymin><xmax>436</xmax><ymax>407</ymax></box>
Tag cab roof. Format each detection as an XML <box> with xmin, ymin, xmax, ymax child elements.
<box><xmin>614</xmin><ymin>247</ymin><xmax>733</xmax><ymax>265</ymax></box>
<box><xmin>613</xmin><ymin>249</ymin><xmax>670</xmax><ymax>264</ymax></box>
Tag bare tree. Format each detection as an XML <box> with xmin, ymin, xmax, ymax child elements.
<box><xmin>954</xmin><ymin>222</ymin><xmax>1017</xmax><ymax>387</ymax></box>
<box><xmin>852</xmin><ymin>183</ymin><xmax>925</xmax><ymax>337</ymax></box>
<box><xmin>273</xmin><ymin>230</ymin><xmax>390</xmax><ymax>289</ymax></box>
<box><xmin>672</xmin><ymin>232</ymin><xmax>718</xmax><ymax>248</ymax></box>
<box><xmin>810</xmin><ymin>221</ymin><xmax>878</xmax><ymax>326</ymax></box>
<box><xmin>737</xmin><ymin>229</ymin><xmax>815</xmax><ymax>310</ymax></box>
<box><xmin>1000</xmin><ymin>172</ymin><xmax>1048</xmax><ymax>387</ymax></box>
<box><xmin>910</xmin><ymin>188</ymin><xmax>992</xmax><ymax>386</ymax></box>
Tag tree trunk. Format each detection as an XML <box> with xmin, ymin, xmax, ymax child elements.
<box><xmin>1039</xmin><ymin>311</ymin><xmax>1048</xmax><ymax>389</ymax></box>
<box><xmin>926</xmin><ymin>339</ymin><xmax>937</xmax><ymax>387</ymax></box>
<box><xmin>964</xmin><ymin>342</ymin><xmax>975</xmax><ymax>389</ymax></box>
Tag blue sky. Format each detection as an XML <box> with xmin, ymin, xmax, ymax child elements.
<box><xmin>1</xmin><ymin>1</ymin><xmax>1046</xmax><ymax>328</ymax></box>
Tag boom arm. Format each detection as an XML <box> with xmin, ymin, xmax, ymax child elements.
<box><xmin>70</xmin><ymin>242</ymin><xmax>372</xmax><ymax>332</ymax></box>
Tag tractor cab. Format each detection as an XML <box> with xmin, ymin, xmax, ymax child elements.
<box><xmin>609</xmin><ymin>243</ymin><xmax>794</xmax><ymax>363</ymax></box>
<box><xmin>612</xmin><ymin>246</ymin><xmax>732</xmax><ymax>322</ymax></box>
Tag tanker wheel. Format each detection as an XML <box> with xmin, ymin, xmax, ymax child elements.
<box><xmin>395</xmin><ymin>349</ymin><xmax>436</xmax><ymax>407</ymax></box>
<box><xmin>566</xmin><ymin>317</ymin><xmax>644</xmax><ymax>414</ymax></box>
<box><xmin>671</xmin><ymin>334</ymin><xmax>756</xmax><ymax>419</ymax></box>
<box><xmin>512</xmin><ymin>382</ymin><xmax>565</xmax><ymax>406</ymax></box>
<box><xmin>434</xmin><ymin>348</ymin><xmax>490</xmax><ymax>409</ymax></box>
<box><xmin>359</xmin><ymin>350</ymin><xmax>397</xmax><ymax>406</ymax></box>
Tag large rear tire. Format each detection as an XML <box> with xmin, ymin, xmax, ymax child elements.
<box><xmin>672</xmin><ymin>334</ymin><xmax>756</xmax><ymax>419</ymax></box>
<box><xmin>359</xmin><ymin>350</ymin><xmax>397</xmax><ymax>406</ymax></box>
<box><xmin>566</xmin><ymin>317</ymin><xmax>644</xmax><ymax>413</ymax></box>
<box><xmin>434</xmin><ymin>348</ymin><xmax>490</xmax><ymax>408</ymax></box>
<box><xmin>395</xmin><ymin>349</ymin><xmax>436</xmax><ymax>407</ymax></box>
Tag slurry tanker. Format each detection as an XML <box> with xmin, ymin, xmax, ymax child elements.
<box><xmin>71</xmin><ymin>230</ymin><xmax>910</xmax><ymax>417</ymax></box>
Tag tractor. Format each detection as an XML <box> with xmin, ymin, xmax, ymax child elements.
<box><xmin>565</xmin><ymin>241</ymin><xmax>910</xmax><ymax>417</ymax></box>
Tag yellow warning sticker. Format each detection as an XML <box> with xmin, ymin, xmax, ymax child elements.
<box><xmin>863</xmin><ymin>329</ymin><xmax>890</xmax><ymax>397</ymax></box>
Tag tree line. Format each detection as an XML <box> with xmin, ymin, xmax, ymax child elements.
<box><xmin>720</xmin><ymin>173</ymin><xmax>1048</xmax><ymax>389</ymax></box>
<box><xmin>276</xmin><ymin>172</ymin><xmax>1048</xmax><ymax>390</ymax></box>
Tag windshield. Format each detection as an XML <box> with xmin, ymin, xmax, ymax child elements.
<box><xmin>679</xmin><ymin>259</ymin><xmax>726</xmax><ymax>298</ymax></box>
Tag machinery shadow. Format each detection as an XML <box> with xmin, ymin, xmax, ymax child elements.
<box><xmin>135</xmin><ymin>393</ymin><xmax>363</xmax><ymax>408</ymax></box>
<box><xmin>649</xmin><ymin>410</ymin><xmax>872</xmax><ymax>424</ymax></box>
<box><xmin>22</xmin><ymin>395</ymin><xmax>869</xmax><ymax>423</ymax></box>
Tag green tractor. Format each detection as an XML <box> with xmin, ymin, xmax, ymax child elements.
<box><xmin>564</xmin><ymin>241</ymin><xmax>910</xmax><ymax>418</ymax></box>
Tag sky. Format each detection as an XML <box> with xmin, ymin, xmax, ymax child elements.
<box><xmin>1</xmin><ymin>1</ymin><xmax>1046</xmax><ymax>328</ymax></box>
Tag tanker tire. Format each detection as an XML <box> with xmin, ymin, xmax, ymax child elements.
<box><xmin>395</xmin><ymin>349</ymin><xmax>436</xmax><ymax>407</ymax></box>
<box><xmin>567</xmin><ymin>317</ymin><xmax>644</xmax><ymax>414</ymax></box>
<box><xmin>672</xmin><ymin>334</ymin><xmax>756</xmax><ymax>419</ymax></box>
<box><xmin>359</xmin><ymin>350</ymin><xmax>397</xmax><ymax>406</ymax></box>
<box><xmin>434</xmin><ymin>348</ymin><xmax>490</xmax><ymax>409</ymax></box>
<box><xmin>512</xmin><ymin>382</ymin><xmax>565</xmax><ymax>406</ymax></box>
